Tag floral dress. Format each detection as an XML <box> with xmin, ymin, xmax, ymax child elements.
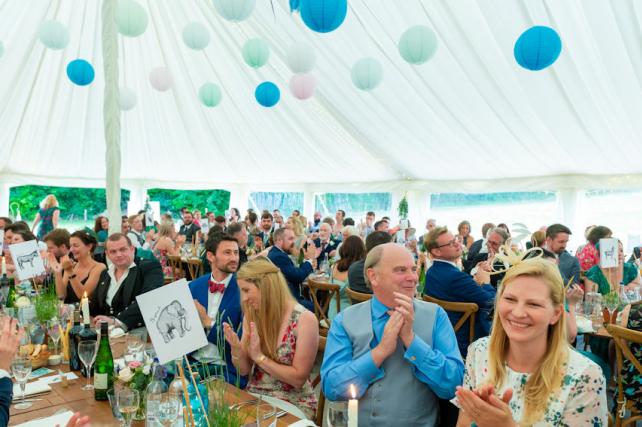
<box><xmin>37</xmin><ymin>206</ymin><xmax>59</xmax><ymax>240</ymax></box>
<box><xmin>619</xmin><ymin>303</ymin><xmax>642</xmax><ymax>412</ymax></box>
<box><xmin>577</xmin><ymin>243</ymin><xmax>599</xmax><ymax>271</ymax></box>
<box><xmin>463</xmin><ymin>337</ymin><xmax>608</xmax><ymax>426</ymax></box>
<box><xmin>245</xmin><ymin>304</ymin><xmax>317</xmax><ymax>419</ymax></box>
<box><xmin>152</xmin><ymin>247</ymin><xmax>172</xmax><ymax>278</ymax></box>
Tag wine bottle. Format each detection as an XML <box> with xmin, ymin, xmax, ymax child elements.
<box><xmin>68</xmin><ymin>310</ymin><xmax>83</xmax><ymax>371</ymax></box>
<box><xmin>94</xmin><ymin>321</ymin><xmax>113</xmax><ymax>401</ymax></box>
<box><xmin>78</xmin><ymin>322</ymin><xmax>97</xmax><ymax>377</ymax></box>
<box><xmin>5</xmin><ymin>277</ymin><xmax>16</xmax><ymax>308</ymax></box>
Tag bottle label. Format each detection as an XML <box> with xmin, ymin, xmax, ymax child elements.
<box><xmin>94</xmin><ymin>373</ymin><xmax>108</xmax><ymax>389</ymax></box>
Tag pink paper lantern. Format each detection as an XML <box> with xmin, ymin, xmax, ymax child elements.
<box><xmin>289</xmin><ymin>73</ymin><xmax>316</xmax><ymax>100</ymax></box>
<box><xmin>149</xmin><ymin>67</ymin><xmax>173</xmax><ymax>92</ymax></box>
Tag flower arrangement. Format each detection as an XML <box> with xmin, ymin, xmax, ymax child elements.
<box><xmin>117</xmin><ymin>359</ymin><xmax>162</xmax><ymax>420</ymax></box>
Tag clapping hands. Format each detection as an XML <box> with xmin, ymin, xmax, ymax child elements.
<box><xmin>455</xmin><ymin>385</ymin><xmax>516</xmax><ymax>427</ymax></box>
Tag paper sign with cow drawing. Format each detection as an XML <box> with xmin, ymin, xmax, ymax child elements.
<box><xmin>9</xmin><ymin>240</ymin><xmax>45</xmax><ymax>281</ymax></box>
<box><xmin>136</xmin><ymin>279</ymin><xmax>208</xmax><ymax>364</ymax></box>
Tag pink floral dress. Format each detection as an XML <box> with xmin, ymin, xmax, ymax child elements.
<box><xmin>245</xmin><ymin>304</ymin><xmax>317</xmax><ymax>419</ymax></box>
<box><xmin>577</xmin><ymin>243</ymin><xmax>599</xmax><ymax>271</ymax></box>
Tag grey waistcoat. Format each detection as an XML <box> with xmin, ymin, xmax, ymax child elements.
<box><xmin>342</xmin><ymin>300</ymin><xmax>439</xmax><ymax>427</ymax></box>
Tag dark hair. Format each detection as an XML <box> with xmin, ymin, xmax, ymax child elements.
<box><xmin>336</xmin><ymin>235</ymin><xmax>366</xmax><ymax>272</ymax></box>
<box><xmin>497</xmin><ymin>223</ymin><xmax>510</xmax><ymax>235</ymax></box>
<box><xmin>587</xmin><ymin>225</ymin><xmax>612</xmax><ymax>245</ymax></box>
<box><xmin>214</xmin><ymin>215</ymin><xmax>226</xmax><ymax>223</ymax></box>
<box><xmin>261</xmin><ymin>212</ymin><xmax>273</xmax><ymax>221</ymax></box>
<box><xmin>322</xmin><ymin>217</ymin><xmax>334</xmax><ymax>226</ymax></box>
<box><xmin>373</xmin><ymin>220</ymin><xmax>386</xmax><ymax>231</ymax></box>
<box><xmin>293</xmin><ymin>210</ymin><xmax>300</xmax><ymax>215</ymax></box>
<box><xmin>9</xmin><ymin>227</ymin><xmax>36</xmax><ymax>242</ymax></box>
<box><xmin>247</xmin><ymin>212</ymin><xmax>258</xmax><ymax>224</ymax></box>
<box><xmin>94</xmin><ymin>216</ymin><xmax>108</xmax><ymax>233</ymax></box>
<box><xmin>207</xmin><ymin>225</ymin><xmax>225</xmax><ymax>240</ymax></box>
<box><xmin>381</xmin><ymin>216</ymin><xmax>390</xmax><ymax>222</ymax></box>
<box><xmin>342</xmin><ymin>217</ymin><xmax>355</xmax><ymax>226</ymax></box>
<box><xmin>457</xmin><ymin>220</ymin><xmax>471</xmax><ymax>234</ymax></box>
<box><xmin>546</xmin><ymin>223</ymin><xmax>572</xmax><ymax>239</ymax></box>
<box><xmin>230</xmin><ymin>208</ymin><xmax>240</xmax><ymax>218</ymax></box>
<box><xmin>106</xmin><ymin>232</ymin><xmax>132</xmax><ymax>246</ymax></box>
<box><xmin>183</xmin><ymin>211</ymin><xmax>193</xmax><ymax>217</ymax></box>
<box><xmin>366</xmin><ymin>211</ymin><xmax>375</xmax><ymax>217</ymax></box>
<box><xmin>0</xmin><ymin>217</ymin><xmax>12</xmax><ymax>227</ymax></box>
<box><xmin>70</xmin><ymin>230</ymin><xmax>98</xmax><ymax>253</ymax></box>
<box><xmin>4</xmin><ymin>222</ymin><xmax>30</xmax><ymax>234</ymax></box>
<box><xmin>336</xmin><ymin>209</ymin><xmax>346</xmax><ymax>218</ymax></box>
<box><xmin>227</xmin><ymin>222</ymin><xmax>245</xmax><ymax>236</ymax></box>
<box><xmin>205</xmin><ymin>234</ymin><xmax>238</xmax><ymax>256</ymax></box>
<box><xmin>43</xmin><ymin>228</ymin><xmax>71</xmax><ymax>247</ymax></box>
<box><xmin>365</xmin><ymin>231</ymin><xmax>392</xmax><ymax>253</ymax></box>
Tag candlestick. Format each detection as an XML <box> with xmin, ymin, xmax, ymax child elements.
<box><xmin>81</xmin><ymin>291</ymin><xmax>90</xmax><ymax>325</ymax></box>
<box><xmin>348</xmin><ymin>384</ymin><xmax>358</xmax><ymax>427</ymax></box>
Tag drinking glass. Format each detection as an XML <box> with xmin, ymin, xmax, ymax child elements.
<box><xmin>256</xmin><ymin>399</ymin><xmax>277</xmax><ymax>426</ymax></box>
<box><xmin>78</xmin><ymin>340</ymin><xmax>98</xmax><ymax>390</ymax></box>
<box><xmin>126</xmin><ymin>330</ymin><xmax>146</xmax><ymax>359</ymax></box>
<box><xmin>107</xmin><ymin>388</ymin><xmax>125</xmax><ymax>426</ymax></box>
<box><xmin>158</xmin><ymin>394</ymin><xmax>181</xmax><ymax>427</ymax></box>
<box><xmin>326</xmin><ymin>400</ymin><xmax>348</xmax><ymax>427</ymax></box>
<box><xmin>604</xmin><ymin>291</ymin><xmax>620</xmax><ymax>323</ymax></box>
<box><xmin>117</xmin><ymin>388</ymin><xmax>140</xmax><ymax>427</ymax></box>
<box><xmin>11</xmin><ymin>356</ymin><xmax>33</xmax><ymax>409</ymax></box>
<box><xmin>47</xmin><ymin>320</ymin><xmax>62</xmax><ymax>356</ymax></box>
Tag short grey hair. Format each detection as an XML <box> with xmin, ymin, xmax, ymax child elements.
<box><xmin>489</xmin><ymin>227</ymin><xmax>510</xmax><ymax>243</ymax></box>
<box><xmin>363</xmin><ymin>245</ymin><xmax>386</xmax><ymax>289</ymax></box>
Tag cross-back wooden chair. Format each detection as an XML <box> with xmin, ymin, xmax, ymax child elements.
<box><xmin>313</xmin><ymin>336</ymin><xmax>327</xmax><ymax>427</ymax></box>
<box><xmin>306</xmin><ymin>279</ymin><xmax>341</xmax><ymax>335</ymax></box>
<box><xmin>422</xmin><ymin>295</ymin><xmax>478</xmax><ymax>343</ymax></box>
<box><xmin>606</xmin><ymin>323</ymin><xmax>642</xmax><ymax>427</ymax></box>
<box><xmin>345</xmin><ymin>287</ymin><xmax>372</xmax><ymax>304</ymax></box>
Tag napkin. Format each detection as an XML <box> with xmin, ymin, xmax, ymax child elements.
<box><xmin>110</xmin><ymin>327</ymin><xmax>126</xmax><ymax>338</ymax></box>
<box><xmin>575</xmin><ymin>315</ymin><xmax>594</xmax><ymax>333</ymax></box>
<box><xmin>12</xmin><ymin>381</ymin><xmax>51</xmax><ymax>396</ymax></box>
<box><xmin>15</xmin><ymin>410</ymin><xmax>74</xmax><ymax>427</ymax></box>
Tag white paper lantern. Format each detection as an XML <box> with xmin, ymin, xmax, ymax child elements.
<box><xmin>212</xmin><ymin>0</ymin><xmax>256</xmax><ymax>22</ymax></box>
<box><xmin>290</xmin><ymin>74</ymin><xmax>316</xmax><ymax>100</ymax></box>
<box><xmin>38</xmin><ymin>20</ymin><xmax>70</xmax><ymax>50</ymax></box>
<box><xmin>182</xmin><ymin>22</ymin><xmax>210</xmax><ymax>50</ymax></box>
<box><xmin>351</xmin><ymin>58</ymin><xmax>383</xmax><ymax>91</ymax></box>
<box><xmin>286</xmin><ymin>42</ymin><xmax>316</xmax><ymax>74</ymax></box>
<box><xmin>119</xmin><ymin>87</ymin><xmax>137</xmax><ymax>111</ymax></box>
<box><xmin>0</xmin><ymin>41</ymin><xmax>4</xmax><ymax>59</ymax></box>
<box><xmin>149</xmin><ymin>67</ymin><xmax>173</xmax><ymax>92</ymax></box>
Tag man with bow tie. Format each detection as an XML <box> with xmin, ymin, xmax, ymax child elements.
<box><xmin>189</xmin><ymin>234</ymin><xmax>246</xmax><ymax>387</ymax></box>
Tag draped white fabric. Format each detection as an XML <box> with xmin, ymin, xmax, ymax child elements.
<box><xmin>1</xmin><ymin>0</ymin><xmax>642</xmax><ymax>191</ymax></box>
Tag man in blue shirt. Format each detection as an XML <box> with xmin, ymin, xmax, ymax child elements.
<box><xmin>321</xmin><ymin>243</ymin><xmax>464</xmax><ymax>426</ymax></box>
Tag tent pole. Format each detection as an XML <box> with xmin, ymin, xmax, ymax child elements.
<box><xmin>102</xmin><ymin>0</ymin><xmax>121</xmax><ymax>235</ymax></box>
<box><xmin>0</xmin><ymin>182</ymin><xmax>11</xmax><ymax>217</ymax></box>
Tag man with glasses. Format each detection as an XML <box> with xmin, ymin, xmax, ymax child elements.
<box><xmin>464</xmin><ymin>227</ymin><xmax>509</xmax><ymax>286</ymax></box>
<box><xmin>423</xmin><ymin>227</ymin><xmax>495</xmax><ymax>358</ymax></box>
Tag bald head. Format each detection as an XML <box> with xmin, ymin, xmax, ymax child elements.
<box><xmin>364</xmin><ymin>243</ymin><xmax>417</xmax><ymax>306</ymax></box>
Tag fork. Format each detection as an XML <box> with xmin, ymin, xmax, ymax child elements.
<box><xmin>229</xmin><ymin>398</ymin><xmax>258</xmax><ymax>410</ymax></box>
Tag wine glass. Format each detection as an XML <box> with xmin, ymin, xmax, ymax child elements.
<box><xmin>11</xmin><ymin>356</ymin><xmax>33</xmax><ymax>409</ymax></box>
<box><xmin>256</xmin><ymin>399</ymin><xmax>277</xmax><ymax>426</ymax></box>
<box><xmin>158</xmin><ymin>394</ymin><xmax>181</xmax><ymax>427</ymax></box>
<box><xmin>78</xmin><ymin>340</ymin><xmax>98</xmax><ymax>390</ymax></box>
<box><xmin>126</xmin><ymin>330</ymin><xmax>145</xmax><ymax>360</ymax></box>
<box><xmin>326</xmin><ymin>400</ymin><xmax>348</xmax><ymax>427</ymax></box>
<box><xmin>47</xmin><ymin>319</ymin><xmax>62</xmax><ymax>356</ymax></box>
<box><xmin>604</xmin><ymin>291</ymin><xmax>620</xmax><ymax>324</ymax></box>
<box><xmin>117</xmin><ymin>388</ymin><xmax>140</xmax><ymax>427</ymax></box>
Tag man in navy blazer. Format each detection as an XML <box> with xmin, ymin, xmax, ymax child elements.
<box><xmin>423</xmin><ymin>227</ymin><xmax>496</xmax><ymax>358</ymax></box>
<box><xmin>190</xmin><ymin>234</ymin><xmax>247</xmax><ymax>388</ymax></box>
<box><xmin>267</xmin><ymin>228</ymin><xmax>317</xmax><ymax>311</ymax></box>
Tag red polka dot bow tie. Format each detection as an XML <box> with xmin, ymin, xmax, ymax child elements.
<box><xmin>208</xmin><ymin>280</ymin><xmax>226</xmax><ymax>294</ymax></box>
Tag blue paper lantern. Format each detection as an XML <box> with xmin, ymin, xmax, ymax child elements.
<box><xmin>66</xmin><ymin>59</ymin><xmax>95</xmax><ymax>86</ymax></box>
<box><xmin>514</xmin><ymin>26</ymin><xmax>562</xmax><ymax>71</ymax></box>
<box><xmin>255</xmin><ymin>82</ymin><xmax>280</xmax><ymax>107</ymax></box>
<box><xmin>300</xmin><ymin>0</ymin><xmax>347</xmax><ymax>33</ymax></box>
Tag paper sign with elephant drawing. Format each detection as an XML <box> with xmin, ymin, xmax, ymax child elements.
<box><xmin>136</xmin><ymin>279</ymin><xmax>208</xmax><ymax>364</ymax></box>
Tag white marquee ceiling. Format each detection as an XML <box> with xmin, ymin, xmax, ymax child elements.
<box><xmin>1</xmin><ymin>0</ymin><xmax>642</xmax><ymax>190</ymax></box>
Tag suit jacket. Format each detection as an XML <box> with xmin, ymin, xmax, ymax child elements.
<box><xmin>0</xmin><ymin>377</ymin><xmax>11</xmax><ymax>427</ymax></box>
<box><xmin>464</xmin><ymin>252</ymin><xmax>504</xmax><ymax>287</ymax></box>
<box><xmin>90</xmin><ymin>258</ymin><xmax>163</xmax><ymax>330</ymax></box>
<box><xmin>267</xmin><ymin>246</ymin><xmax>313</xmax><ymax>310</ymax></box>
<box><xmin>464</xmin><ymin>239</ymin><xmax>484</xmax><ymax>271</ymax></box>
<box><xmin>347</xmin><ymin>259</ymin><xmax>372</xmax><ymax>295</ymax></box>
<box><xmin>312</xmin><ymin>238</ymin><xmax>338</xmax><ymax>265</ymax></box>
<box><xmin>189</xmin><ymin>273</ymin><xmax>246</xmax><ymax>388</ymax></box>
<box><xmin>424</xmin><ymin>260</ymin><xmax>495</xmax><ymax>358</ymax></box>
<box><xmin>559</xmin><ymin>250</ymin><xmax>581</xmax><ymax>285</ymax></box>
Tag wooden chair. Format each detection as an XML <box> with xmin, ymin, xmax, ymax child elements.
<box><xmin>186</xmin><ymin>258</ymin><xmax>203</xmax><ymax>280</ymax></box>
<box><xmin>167</xmin><ymin>255</ymin><xmax>182</xmax><ymax>280</ymax></box>
<box><xmin>606</xmin><ymin>324</ymin><xmax>642</xmax><ymax>427</ymax></box>
<box><xmin>345</xmin><ymin>287</ymin><xmax>372</xmax><ymax>304</ymax></box>
<box><xmin>307</xmin><ymin>279</ymin><xmax>341</xmax><ymax>335</ymax></box>
<box><xmin>422</xmin><ymin>295</ymin><xmax>478</xmax><ymax>344</ymax></box>
<box><xmin>313</xmin><ymin>336</ymin><xmax>327</xmax><ymax>427</ymax></box>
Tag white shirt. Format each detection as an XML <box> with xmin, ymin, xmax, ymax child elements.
<box><xmin>0</xmin><ymin>369</ymin><xmax>9</xmax><ymax>380</ymax></box>
<box><xmin>107</xmin><ymin>262</ymin><xmax>137</xmax><ymax>306</ymax></box>
<box><xmin>207</xmin><ymin>273</ymin><xmax>233</xmax><ymax>322</ymax></box>
<box><xmin>128</xmin><ymin>231</ymin><xmax>150</xmax><ymax>250</ymax></box>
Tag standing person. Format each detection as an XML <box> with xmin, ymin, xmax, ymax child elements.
<box><xmin>127</xmin><ymin>214</ymin><xmax>152</xmax><ymax>250</ymax></box>
<box><xmin>94</xmin><ymin>216</ymin><xmax>109</xmax><ymax>254</ymax></box>
<box><xmin>456</xmin><ymin>221</ymin><xmax>474</xmax><ymax>250</ymax></box>
<box><xmin>32</xmin><ymin>194</ymin><xmax>60</xmax><ymax>240</ymax></box>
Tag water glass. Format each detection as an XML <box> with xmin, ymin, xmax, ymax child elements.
<box><xmin>78</xmin><ymin>340</ymin><xmax>98</xmax><ymax>390</ymax></box>
<box><xmin>107</xmin><ymin>388</ymin><xmax>125</xmax><ymax>426</ymax></box>
<box><xmin>158</xmin><ymin>394</ymin><xmax>181</xmax><ymax>427</ymax></box>
<box><xmin>256</xmin><ymin>399</ymin><xmax>277</xmax><ymax>426</ymax></box>
<box><xmin>47</xmin><ymin>320</ymin><xmax>62</xmax><ymax>356</ymax></box>
<box><xmin>126</xmin><ymin>330</ymin><xmax>146</xmax><ymax>359</ymax></box>
<box><xmin>11</xmin><ymin>356</ymin><xmax>33</xmax><ymax>409</ymax></box>
<box><xmin>117</xmin><ymin>388</ymin><xmax>140</xmax><ymax>427</ymax></box>
<box><xmin>327</xmin><ymin>400</ymin><xmax>349</xmax><ymax>427</ymax></box>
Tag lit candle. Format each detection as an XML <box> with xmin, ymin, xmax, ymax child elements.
<box><xmin>81</xmin><ymin>291</ymin><xmax>91</xmax><ymax>325</ymax></box>
<box><xmin>1</xmin><ymin>256</ymin><xmax>5</xmax><ymax>276</ymax></box>
<box><xmin>348</xmin><ymin>384</ymin><xmax>358</xmax><ymax>427</ymax></box>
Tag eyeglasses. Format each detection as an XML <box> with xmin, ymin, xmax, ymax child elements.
<box><xmin>436</xmin><ymin>238</ymin><xmax>459</xmax><ymax>248</ymax></box>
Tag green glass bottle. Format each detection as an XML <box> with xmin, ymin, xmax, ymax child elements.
<box><xmin>5</xmin><ymin>277</ymin><xmax>16</xmax><ymax>308</ymax></box>
<box><xmin>94</xmin><ymin>321</ymin><xmax>113</xmax><ymax>401</ymax></box>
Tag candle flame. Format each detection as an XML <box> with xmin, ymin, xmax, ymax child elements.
<box><xmin>350</xmin><ymin>384</ymin><xmax>356</xmax><ymax>399</ymax></box>
<box><xmin>83</xmin><ymin>291</ymin><xmax>87</xmax><ymax>298</ymax></box>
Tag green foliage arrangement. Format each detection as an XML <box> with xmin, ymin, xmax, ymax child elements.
<box><xmin>397</xmin><ymin>193</ymin><xmax>409</xmax><ymax>220</ymax></box>
<box><xmin>147</xmin><ymin>189</ymin><xmax>230</xmax><ymax>219</ymax></box>
<box><xmin>34</xmin><ymin>282</ymin><xmax>59</xmax><ymax>323</ymax></box>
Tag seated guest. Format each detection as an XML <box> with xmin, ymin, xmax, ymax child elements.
<box><xmin>342</xmin><ymin>217</ymin><xmax>355</xmax><ymax>227</ymax></box>
<box><xmin>373</xmin><ymin>220</ymin><xmax>388</xmax><ymax>233</ymax></box>
<box><xmin>257</xmin><ymin>212</ymin><xmax>274</xmax><ymax>248</ymax></box>
<box><xmin>0</xmin><ymin>217</ymin><xmax>11</xmax><ymax>230</ymax></box>
<box><xmin>0</xmin><ymin>317</ymin><xmax>22</xmax><ymax>425</ymax></box>
<box><xmin>273</xmin><ymin>212</ymin><xmax>285</xmax><ymax>230</ymax></box>
<box><xmin>228</xmin><ymin>207</ymin><xmax>241</xmax><ymax>224</ymax></box>
<box><xmin>91</xmin><ymin>233</ymin><xmax>163</xmax><ymax>331</ymax></box>
<box><xmin>544</xmin><ymin>224</ymin><xmax>580</xmax><ymax>285</ymax></box>
<box><xmin>584</xmin><ymin>239</ymin><xmax>641</xmax><ymax>295</ymax></box>
<box><xmin>322</xmin><ymin>243</ymin><xmax>464</xmax><ymax>426</ymax></box>
<box><xmin>43</xmin><ymin>228</ymin><xmax>71</xmax><ymax>262</ymax></box>
<box><xmin>529</xmin><ymin>230</ymin><xmax>545</xmax><ymax>249</ymax></box>
<box><xmin>121</xmin><ymin>217</ymin><xmax>131</xmax><ymax>234</ymax></box>
<box><xmin>51</xmin><ymin>231</ymin><xmax>106</xmax><ymax>304</ymax></box>
<box><xmin>464</xmin><ymin>222</ymin><xmax>495</xmax><ymax>268</ymax></box>
<box><xmin>424</xmin><ymin>227</ymin><xmax>495</xmax><ymax>358</ymax></box>
<box><xmin>179</xmin><ymin>211</ymin><xmax>201</xmax><ymax>244</ymax></box>
<box><xmin>455</xmin><ymin>220</ymin><xmax>474</xmax><ymax>250</ymax></box>
<box><xmin>455</xmin><ymin>256</ymin><xmax>607</xmax><ymax>426</ymax></box>
<box><xmin>152</xmin><ymin>221</ymin><xmax>183</xmax><ymax>278</ymax></box>
<box><xmin>464</xmin><ymin>227</ymin><xmax>509</xmax><ymax>286</ymax></box>
<box><xmin>312</xmin><ymin>223</ymin><xmax>338</xmax><ymax>264</ymax></box>
<box><xmin>226</xmin><ymin>223</ymin><xmax>249</xmax><ymax>267</ymax></box>
<box><xmin>576</xmin><ymin>225</ymin><xmax>612</xmax><ymax>271</ymax></box>
<box><xmin>360</xmin><ymin>211</ymin><xmax>375</xmax><ymax>238</ymax></box>
<box><xmin>190</xmin><ymin>235</ymin><xmax>246</xmax><ymax>387</ymax></box>
<box><xmin>328</xmin><ymin>236</ymin><xmax>366</xmax><ymax>320</ymax></box>
<box><xmin>94</xmin><ymin>216</ymin><xmax>109</xmax><ymax>254</ymax></box>
<box><xmin>223</xmin><ymin>258</ymin><xmax>318</xmax><ymax>419</ymax></box>
<box><xmin>214</xmin><ymin>215</ymin><xmax>227</xmax><ymax>231</ymax></box>
<box><xmin>202</xmin><ymin>228</ymin><xmax>225</xmax><ymax>275</ymax></box>
<box><xmin>267</xmin><ymin>228</ymin><xmax>316</xmax><ymax>310</ymax></box>
<box><xmin>333</xmin><ymin>209</ymin><xmax>346</xmax><ymax>236</ymax></box>
<box><xmin>127</xmin><ymin>214</ymin><xmax>152</xmax><ymax>250</ymax></box>
<box><xmin>245</xmin><ymin>211</ymin><xmax>259</xmax><ymax>235</ymax></box>
<box><xmin>286</xmin><ymin>216</ymin><xmax>307</xmax><ymax>251</ymax></box>
<box><xmin>348</xmin><ymin>231</ymin><xmax>391</xmax><ymax>295</ymax></box>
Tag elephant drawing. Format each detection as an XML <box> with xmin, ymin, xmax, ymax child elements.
<box><xmin>156</xmin><ymin>300</ymin><xmax>191</xmax><ymax>344</ymax></box>
<box><xmin>17</xmin><ymin>251</ymin><xmax>39</xmax><ymax>270</ymax></box>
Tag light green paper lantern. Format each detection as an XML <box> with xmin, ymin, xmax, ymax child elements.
<box><xmin>242</xmin><ymin>38</ymin><xmax>269</xmax><ymax>68</ymax></box>
<box><xmin>286</xmin><ymin>42</ymin><xmax>316</xmax><ymax>74</ymax></box>
<box><xmin>212</xmin><ymin>0</ymin><xmax>256</xmax><ymax>22</ymax></box>
<box><xmin>199</xmin><ymin>83</ymin><xmax>222</xmax><ymax>107</ymax></box>
<box><xmin>116</xmin><ymin>0</ymin><xmax>148</xmax><ymax>38</ymax></box>
<box><xmin>351</xmin><ymin>58</ymin><xmax>383</xmax><ymax>91</ymax></box>
<box><xmin>182</xmin><ymin>22</ymin><xmax>210</xmax><ymax>50</ymax></box>
<box><xmin>399</xmin><ymin>25</ymin><xmax>438</xmax><ymax>65</ymax></box>
<box><xmin>38</xmin><ymin>20</ymin><xmax>70</xmax><ymax>50</ymax></box>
